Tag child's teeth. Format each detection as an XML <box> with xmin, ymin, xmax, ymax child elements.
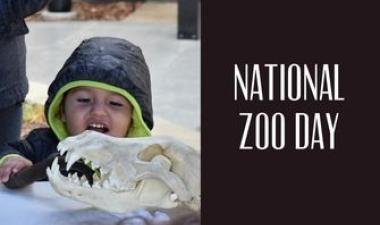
<box><xmin>91</xmin><ymin>123</ymin><xmax>104</xmax><ymax>129</ymax></box>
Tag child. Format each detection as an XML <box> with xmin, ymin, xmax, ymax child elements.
<box><xmin>0</xmin><ymin>37</ymin><xmax>154</xmax><ymax>183</ymax></box>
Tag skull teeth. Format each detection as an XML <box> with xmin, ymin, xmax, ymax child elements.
<box><xmin>46</xmin><ymin>167</ymin><xmax>52</xmax><ymax>179</ymax></box>
<box><xmin>65</xmin><ymin>153</ymin><xmax>72</xmax><ymax>166</ymax></box>
<box><xmin>48</xmin><ymin>157</ymin><xmax>67</xmax><ymax>182</ymax></box>
<box><xmin>79</xmin><ymin>175</ymin><xmax>86</xmax><ymax>184</ymax></box>
<box><xmin>50</xmin><ymin>154</ymin><xmax>123</xmax><ymax>192</ymax></box>
<box><xmin>100</xmin><ymin>168</ymin><xmax>109</xmax><ymax>175</ymax></box>
<box><xmin>92</xmin><ymin>162</ymin><xmax>100</xmax><ymax>169</ymax></box>
<box><xmin>59</xmin><ymin>145</ymin><xmax>69</xmax><ymax>156</ymax></box>
<box><xmin>66</xmin><ymin>153</ymin><xmax>81</xmax><ymax>171</ymax></box>
<box><xmin>83</xmin><ymin>180</ymin><xmax>91</xmax><ymax>188</ymax></box>
<box><xmin>68</xmin><ymin>172</ymin><xmax>80</xmax><ymax>183</ymax></box>
<box><xmin>92</xmin><ymin>182</ymin><xmax>102</xmax><ymax>189</ymax></box>
<box><xmin>51</xmin><ymin>157</ymin><xmax>59</xmax><ymax>173</ymax></box>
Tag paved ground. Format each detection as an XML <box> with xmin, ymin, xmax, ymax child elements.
<box><xmin>25</xmin><ymin>2</ymin><xmax>200</xmax><ymax>149</ymax></box>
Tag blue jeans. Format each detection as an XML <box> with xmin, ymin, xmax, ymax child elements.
<box><xmin>0</xmin><ymin>102</ymin><xmax>22</xmax><ymax>145</ymax></box>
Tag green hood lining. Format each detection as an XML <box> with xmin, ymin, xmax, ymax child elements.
<box><xmin>48</xmin><ymin>80</ymin><xmax>151</xmax><ymax>140</ymax></box>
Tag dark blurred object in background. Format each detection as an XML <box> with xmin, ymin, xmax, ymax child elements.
<box><xmin>48</xmin><ymin>0</ymin><xmax>72</xmax><ymax>12</ymax></box>
<box><xmin>178</xmin><ymin>0</ymin><xmax>200</xmax><ymax>39</ymax></box>
<box><xmin>47</xmin><ymin>0</ymin><xmax>146</xmax><ymax>12</ymax></box>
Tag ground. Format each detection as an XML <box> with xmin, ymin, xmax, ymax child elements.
<box><xmin>27</xmin><ymin>1</ymin><xmax>143</xmax><ymax>21</ymax></box>
<box><xmin>22</xmin><ymin>102</ymin><xmax>47</xmax><ymax>138</ymax></box>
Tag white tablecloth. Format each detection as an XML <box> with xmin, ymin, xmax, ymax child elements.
<box><xmin>0</xmin><ymin>182</ymin><xmax>138</xmax><ymax>225</ymax></box>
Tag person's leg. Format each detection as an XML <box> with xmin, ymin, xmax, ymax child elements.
<box><xmin>0</xmin><ymin>102</ymin><xmax>22</xmax><ymax>145</ymax></box>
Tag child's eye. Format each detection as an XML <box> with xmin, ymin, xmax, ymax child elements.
<box><xmin>110</xmin><ymin>101</ymin><xmax>123</xmax><ymax>107</ymax></box>
<box><xmin>77</xmin><ymin>98</ymin><xmax>90</xmax><ymax>103</ymax></box>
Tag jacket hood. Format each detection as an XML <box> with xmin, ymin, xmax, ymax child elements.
<box><xmin>45</xmin><ymin>37</ymin><xmax>153</xmax><ymax>140</ymax></box>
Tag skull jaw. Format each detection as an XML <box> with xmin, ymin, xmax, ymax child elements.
<box><xmin>48</xmin><ymin>168</ymin><xmax>178</xmax><ymax>213</ymax></box>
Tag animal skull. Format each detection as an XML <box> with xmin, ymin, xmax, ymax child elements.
<box><xmin>46</xmin><ymin>131</ymin><xmax>200</xmax><ymax>213</ymax></box>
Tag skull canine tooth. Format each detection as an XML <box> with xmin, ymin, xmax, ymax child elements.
<box><xmin>65</xmin><ymin>151</ymin><xmax>71</xmax><ymax>162</ymax></box>
<box><xmin>66</xmin><ymin>153</ymin><xmax>81</xmax><ymax>171</ymax></box>
<box><xmin>59</xmin><ymin>146</ymin><xmax>68</xmax><ymax>156</ymax></box>
<box><xmin>57</xmin><ymin>143</ymin><xmax>68</xmax><ymax>153</ymax></box>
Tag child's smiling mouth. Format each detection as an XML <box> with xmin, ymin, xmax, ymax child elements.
<box><xmin>87</xmin><ymin>123</ymin><xmax>109</xmax><ymax>133</ymax></box>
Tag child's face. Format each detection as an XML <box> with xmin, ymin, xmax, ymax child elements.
<box><xmin>61</xmin><ymin>87</ymin><xmax>133</xmax><ymax>137</ymax></box>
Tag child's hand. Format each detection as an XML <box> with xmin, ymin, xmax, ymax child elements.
<box><xmin>0</xmin><ymin>156</ymin><xmax>32</xmax><ymax>183</ymax></box>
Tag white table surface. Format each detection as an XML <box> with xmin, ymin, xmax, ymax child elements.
<box><xmin>0</xmin><ymin>182</ymin><xmax>133</xmax><ymax>225</ymax></box>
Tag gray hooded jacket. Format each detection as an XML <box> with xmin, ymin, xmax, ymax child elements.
<box><xmin>0</xmin><ymin>0</ymin><xmax>49</xmax><ymax>109</ymax></box>
<box><xmin>45</xmin><ymin>37</ymin><xmax>154</xmax><ymax>140</ymax></box>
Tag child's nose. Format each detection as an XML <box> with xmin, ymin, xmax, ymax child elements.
<box><xmin>91</xmin><ymin>102</ymin><xmax>107</xmax><ymax>116</ymax></box>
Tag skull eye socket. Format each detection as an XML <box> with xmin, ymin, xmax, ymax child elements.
<box><xmin>137</xmin><ymin>144</ymin><xmax>164</xmax><ymax>161</ymax></box>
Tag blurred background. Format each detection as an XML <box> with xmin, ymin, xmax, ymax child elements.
<box><xmin>24</xmin><ymin>0</ymin><xmax>201</xmax><ymax>149</ymax></box>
